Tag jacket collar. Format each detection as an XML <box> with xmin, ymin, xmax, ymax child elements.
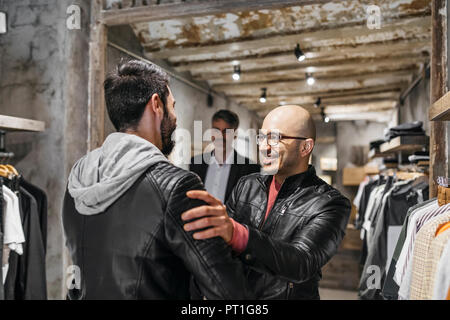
<box><xmin>257</xmin><ymin>165</ymin><xmax>317</xmax><ymax>194</ymax></box>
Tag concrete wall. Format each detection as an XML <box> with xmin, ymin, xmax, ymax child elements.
<box><xmin>0</xmin><ymin>0</ymin><xmax>91</xmax><ymax>299</ymax></box>
<box><xmin>311</xmin><ymin>121</ymin><xmax>337</xmax><ymax>185</ymax></box>
<box><xmin>399</xmin><ymin>73</ymin><xmax>431</xmax><ymax>135</ymax></box>
<box><xmin>335</xmin><ymin>121</ymin><xmax>387</xmax><ymax>200</ymax></box>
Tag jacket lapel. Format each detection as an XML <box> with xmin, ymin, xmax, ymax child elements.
<box><xmin>224</xmin><ymin>151</ymin><xmax>240</xmax><ymax>203</ymax></box>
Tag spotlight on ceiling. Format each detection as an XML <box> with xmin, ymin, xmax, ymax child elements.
<box><xmin>259</xmin><ymin>88</ymin><xmax>267</xmax><ymax>103</ymax></box>
<box><xmin>320</xmin><ymin>107</ymin><xmax>330</xmax><ymax>123</ymax></box>
<box><xmin>314</xmin><ymin>97</ymin><xmax>321</xmax><ymax>108</ymax></box>
<box><xmin>306</xmin><ymin>73</ymin><xmax>315</xmax><ymax>86</ymax></box>
<box><xmin>232</xmin><ymin>65</ymin><xmax>241</xmax><ymax>81</ymax></box>
<box><xmin>294</xmin><ymin>43</ymin><xmax>306</xmax><ymax>62</ymax></box>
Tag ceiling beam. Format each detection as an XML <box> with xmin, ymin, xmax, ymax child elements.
<box><xmin>101</xmin><ymin>0</ymin><xmax>335</xmax><ymax>26</ymax></box>
<box><xmin>144</xmin><ymin>16</ymin><xmax>431</xmax><ymax>60</ymax></box>
<box><xmin>196</xmin><ymin>56</ymin><xmax>426</xmax><ymax>84</ymax></box>
<box><xmin>212</xmin><ymin>71</ymin><xmax>413</xmax><ymax>96</ymax></box>
<box><xmin>173</xmin><ymin>39</ymin><xmax>431</xmax><ymax>73</ymax></box>
<box><xmin>242</xmin><ymin>91</ymin><xmax>402</xmax><ymax>110</ymax></box>
<box><xmin>229</xmin><ymin>84</ymin><xmax>407</xmax><ymax>100</ymax></box>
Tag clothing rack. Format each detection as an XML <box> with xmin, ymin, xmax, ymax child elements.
<box><xmin>0</xmin><ymin>115</ymin><xmax>47</xmax><ymax>300</ymax></box>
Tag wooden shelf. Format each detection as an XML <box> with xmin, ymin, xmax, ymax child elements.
<box><xmin>379</xmin><ymin>135</ymin><xmax>429</xmax><ymax>154</ymax></box>
<box><xmin>0</xmin><ymin>115</ymin><xmax>45</xmax><ymax>132</ymax></box>
<box><xmin>368</xmin><ymin>148</ymin><xmax>395</xmax><ymax>160</ymax></box>
<box><xmin>430</xmin><ymin>91</ymin><xmax>450</xmax><ymax>121</ymax></box>
<box><xmin>342</xmin><ymin>167</ymin><xmax>366</xmax><ymax>186</ymax></box>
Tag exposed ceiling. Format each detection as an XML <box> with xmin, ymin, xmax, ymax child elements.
<box><xmin>107</xmin><ymin>0</ymin><xmax>432</xmax><ymax>122</ymax></box>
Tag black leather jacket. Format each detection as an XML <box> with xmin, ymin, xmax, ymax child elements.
<box><xmin>226</xmin><ymin>165</ymin><xmax>351</xmax><ymax>300</ymax></box>
<box><xmin>62</xmin><ymin>161</ymin><xmax>251</xmax><ymax>300</ymax></box>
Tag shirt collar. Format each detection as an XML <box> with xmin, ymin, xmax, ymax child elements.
<box><xmin>212</xmin><ymin>148</ymin><xmax>235</xmax><ymax>165</ymax></box>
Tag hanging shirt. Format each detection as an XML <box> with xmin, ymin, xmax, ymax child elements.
<box><xmin>432</xmin><ymin>234</ymin><xmax>450</xmax><ymax>299</ymax></box>
<box><xmin>2</xmin><ymin>186</ymin><xmax>25</xmax><ymax>255</ymax></box>
<box><xmin>409</xmin><ymin>209</ymin><xmax>450</xmax><ymax>300</ymax></box>
<box><xmin>395</xmin><ymin>201</ymin><xmax>440</xmax><ymax>286</ymax></box>
<box><xmin>204</xmin><ymin>150</ymin><xmax>233</xmax><ymax>203</ymax></box>
<box><xmin>382</xmin><ymin>199</ymin><xmax>436</xmax><ymax>300</ymax></box>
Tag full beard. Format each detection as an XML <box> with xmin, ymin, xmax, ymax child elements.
<box><xmin>160</xmin><ymin>112</ymin><xmax>177</xmax><ymax>156</ymax></box>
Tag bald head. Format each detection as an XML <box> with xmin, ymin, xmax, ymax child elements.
<box><xmin>263</xmin><ymin>105</ymin><xmax>316</xmax><ymax>140</ymax></box>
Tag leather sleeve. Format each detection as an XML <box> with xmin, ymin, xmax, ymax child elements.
<box><xmin>163</xmin><ymin>171</ymin><xmax>252</xmax><ymax>299</ymax></box>
<box><xmin>240</xmin><ymin>193</ymin><xmax>351</xmax><ymax>283</ymax></box>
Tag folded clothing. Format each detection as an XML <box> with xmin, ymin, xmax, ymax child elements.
<box><xmin>389</xmin><ymin>120</ymin><xmax>424</xmax><ymax>132</ymax></box>
<box><xmin>384</xmin><ymin>121</ymin><xmax>425</xmax><ymax>141</ymax></box>
<box><xmin>370</xmin><ymin>139</ymin><xmax>385</xmax><ymax>150</ymax></box>
<box><xmin>408</xmin><ymin>155</ymin><xmax>430</xmax><ymax>163</ymax></box>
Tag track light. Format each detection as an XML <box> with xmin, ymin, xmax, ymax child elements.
<box><xmin>259</xmin><ymin>88</ymin><xmax>267</xmax><ymax>103</ymax></box>
<box><xmin>294</xmin><ymin>43</ymin><xmax>306</xmax><ymax>62</ymax></box>
<box><xmin>306</xmin><ymin>73</ymin><xmax>315</xmax><ymax>86</ymax></box>
<box><xmin>232</xmin><ymin>65</ymin><xmax>241</xmax><ymax>81</ymax></box>
<box><xmin>314</xmin><ymin>97</ymin><xmax>321</xmax><ymax>108</ymax></box>
<box><xmin>320</xmin><ymin>107</ymin><xmax>330</xmax><ymax>123</ymax></box>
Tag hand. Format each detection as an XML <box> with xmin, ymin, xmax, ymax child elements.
<box><xmin>181</xmin><ymin>190</ymin><xmax>234</xmax><ymax>243</ymax></box>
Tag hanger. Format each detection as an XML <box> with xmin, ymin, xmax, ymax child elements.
<box><xmin>5</xmin><ymin>164</ymin><xmax>18</xmax><ymax>176</ymax></box>
<box><xmin>0</xmin><ymin>166</ymin><xmax>11</xmax><ymax>178</ymax></box>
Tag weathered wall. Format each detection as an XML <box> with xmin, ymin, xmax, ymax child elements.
<box><xmin>0</xmin><ymin>0</ymin><xmax>90</xmax><ymax>299</ymax></box>
<box><xmin>399</xmin><ymin>73</ymin><xmax>431</xmax><ymax>135</ymax></box>
<box><xmin>335</xmin><ymin>121</ymin><xmax>387</xmax><ymax>200</ymax></box>
<box><xmin>311</xmin><ymin>120</ymin><xmax>337</xmax><ymax>185</ymax></box>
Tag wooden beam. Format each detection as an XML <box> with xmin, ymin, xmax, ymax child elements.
<box><xmin>0</xmin><ymin>115</ymin><xmax>45</xmax><ymax>132</ymax></box>
<box><xmin>252</xmin><ymin>100</ymin><xmax>397</xmax><ymax>114</ymax></box>
<box><xmin>262</xmin><ymin>109</ymin><xmax>397</xmax><ymax>122</ymax></box>
<box><xmin>230</xmin><ymin>84</ymin><xmax>406</xmax><ymax>100</ymax></box>
<box><xmin>173</xmin><ymin>39</ymin><xmax>431</xmax><ymax>73</ymax></box>
<box><xmin>101</xmin><ymin>0</ymin><xmax>335</xmax><ymax>26</ymax></box>
<box><xmin>197</xmin><ymin>56</ymin><xmax>426</xmax><ymax>85</ymax></box>
<box><xmin>429</xmin><ymin>0</ymin><xmax>449</xmax><ymax>198</ymax></box>
<box><xmin>88</xmin><ymin>0</ymin><xmax>107</xmax><ymax>151</ymax></box>
<box><xmin>240</xmin><ymin>91</ymin><xmax>401</xmax><ymax>109</ymax></box>
<box><xmin>145</xmin><ymin>16</ymin><xmax>431</xmax><ymax>61</ymax></box>
<box><xmin>430</xmin><ymin>91</ymin><xmax>450</xmax><ymax>120</ymax></box>
<box><xmin>212</xmin><ymin>71</ymin><xmax>413</xmax><ymax>96</ymax></box>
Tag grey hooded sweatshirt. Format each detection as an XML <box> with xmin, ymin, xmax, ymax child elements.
<box><xmin>67</xmin><ymin>132</ymin><xmax>169</xmax><ymax>215</ymax></box>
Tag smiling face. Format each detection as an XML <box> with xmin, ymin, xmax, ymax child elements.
<box><xmin>258</xmin><ymin>105</ymin><xmax>315</xmax><ymax>179</ymax></box>
<box><xmin>259</xmin><ymin>123</ymin><xmax>302</xmax><ymax>176</ymax></box>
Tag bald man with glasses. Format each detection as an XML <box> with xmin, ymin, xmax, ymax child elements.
<box><xmin>182</xmin><ymin>105</ymin><xmax>351</xmax><ymax>300</ymax></box>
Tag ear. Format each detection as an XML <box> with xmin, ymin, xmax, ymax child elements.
<box><xmin>301</xmin><ymin>139</ymin><xmax>314</xmax><ymax>156</ymax></box>
<box><xmin>149</xmin><ymin>93</ymin><xmax>164</xmax><ymax>120</ymax></box>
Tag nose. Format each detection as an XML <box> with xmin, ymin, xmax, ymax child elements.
<box><xmin>259</xmin><ymin>142</ymin><xmax>271</xmax><ymax>155</ymax></box>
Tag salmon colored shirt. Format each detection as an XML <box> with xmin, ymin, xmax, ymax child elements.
<box><xmin>229</xmin><ymin>177</ymin><xmax>282</xmax><ymax>253</ymax></box>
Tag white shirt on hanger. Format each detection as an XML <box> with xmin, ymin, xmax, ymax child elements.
<box><xmin>2</xmin><ymin>185</ymin><xmax>25</xmax><ymax>255</ymax></box>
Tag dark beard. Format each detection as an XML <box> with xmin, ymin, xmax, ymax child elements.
<box><xmin>160</xmin><ymin>111</ymin><xmax>177</xmax><ymax>156</ymax></box>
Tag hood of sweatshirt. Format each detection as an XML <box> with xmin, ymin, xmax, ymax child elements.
<box><xmin>67</xmin><ymin>132</ymin><xmax>168</xmax><ymax>215</ymax></box>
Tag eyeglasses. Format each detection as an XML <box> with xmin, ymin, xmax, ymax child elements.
<box><xmin>256</xmin><ymin>132</ymin><xmax>309</xmax><ymax>146</ymax></box>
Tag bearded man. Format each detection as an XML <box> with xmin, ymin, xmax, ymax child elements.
<box><xmin>62</xmin><ymin>60</ymin><xmax>251</xmax><ymax>300</ymax></box>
